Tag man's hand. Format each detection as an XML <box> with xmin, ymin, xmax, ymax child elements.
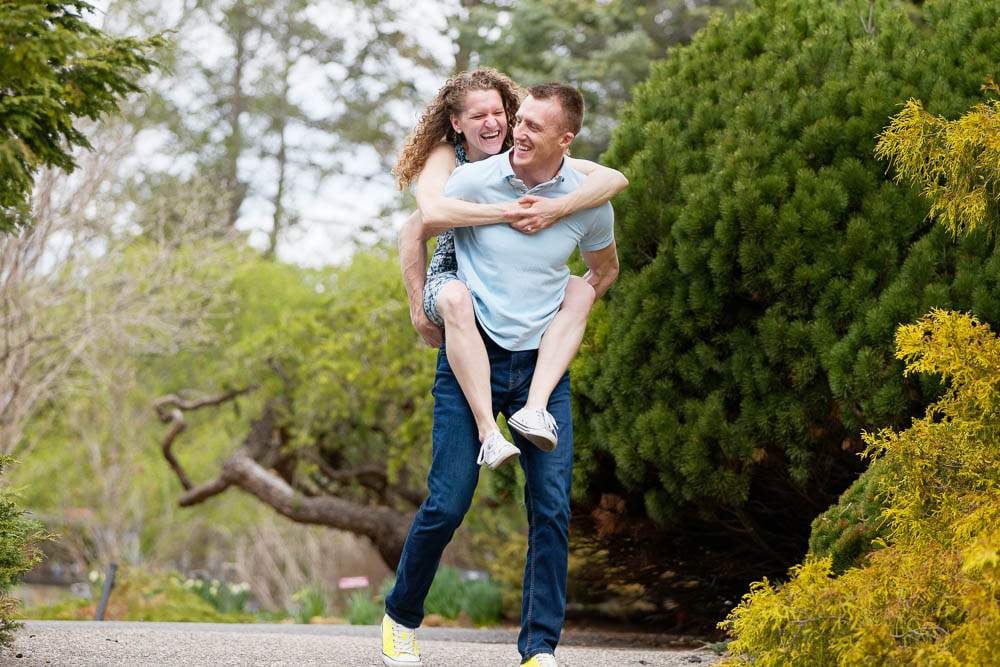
<box><xmin>504</xmin><ymin>195</ymin><xmax>566</xmax><ymax>234</ymax></box>
<box><xmin>411</xmin><ymin>307</ymin><xmax>443</xmax><ymax>348</ymax></box>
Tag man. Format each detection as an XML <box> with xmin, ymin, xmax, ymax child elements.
<box><xmin>382</xmin><ymin>83</ymin><xmax>619</xmax><ymax>667</ymax></box>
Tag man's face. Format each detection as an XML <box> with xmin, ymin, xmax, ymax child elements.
<box><xmin>511</xmin><ymin>96</ymin><xmax>574</xmax><ymax>172</ymax></box>
<box><xmin>450</xmin><ymin>88</ymin><xmax>508</xmax><ymax>161</ymax></box>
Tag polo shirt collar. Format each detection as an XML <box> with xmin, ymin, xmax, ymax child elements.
<box><xmin>501</xmin><ymin>149</ymin><xmax>567</xmax><ymax>195</ymax></box>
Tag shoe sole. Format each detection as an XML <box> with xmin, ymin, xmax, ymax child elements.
<box><xmin>486</xmin><ymin>445</ymin><xmax>520</xmax><ymax>470</ymax></box>
<box><xmin>508</xmin><ymin>419</ymin><xmax>558</xmax><ymax>452</ymax></box>
<box><xmin>382</xmin><ymin>653</ymin><xmax>422</xmax><ymax>667</ymax></box>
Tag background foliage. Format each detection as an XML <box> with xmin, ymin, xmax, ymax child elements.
<box><xmin>454</xmin><ymin>0</ymin><xmax>742</xmax><ymax>160</ymax></box>
<box><xmin>0</xmin><ymin>1</ymin><xmax>163</xmax><ymax>233</ymax></box>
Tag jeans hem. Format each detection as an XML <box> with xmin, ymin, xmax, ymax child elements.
<box><xmin>384</xmin><ymin>605</ymin><xmax>420</xmax><ymax>630</ymax></box>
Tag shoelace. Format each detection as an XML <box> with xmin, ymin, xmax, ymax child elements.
<box><xmin>393</xmin><ymin>624</ymin><xmax>416</xmax><ymax>655</ymax></box>
<box><xmin>532</xmin><ymin>654</ymin><xmax>557</xmax><ymax>666</ymax></box>
<box><xmin>525</xmin><ymin>409</ymin><xmax>558</xmax><ymax>434</ymax></box>
<box><xmin>541</xmin><ymin>410</ymin><xmax>557</xmax><ymax>434</ymax></box>
<box><xmin>477</xmin><ymin>434</ymin><xmax>498</xmax><ymax>465</ymax></box>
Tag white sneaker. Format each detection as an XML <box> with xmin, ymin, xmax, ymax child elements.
<box><xmin>508</xmin><ymin>407</ymin><xmax>558</xmax><ymax>452</ymax></box>
<box><xmin>381</xmin><ymin>614</ymin><xmax>421</xmax><ymax>666</ymax></box>
<box><xmin>521</xmin><ymin>654</ymin><xmax>557</xmax><ymax>666</ymax></box>
<box><xmin>476</xmin><ymin>431</ymin><xmax>520</xmax><ymax>470</ymax></box>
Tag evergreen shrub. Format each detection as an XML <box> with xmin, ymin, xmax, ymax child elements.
<box><xmin>806</xmin><ymin>457</ymin><xmax>890</xmax><ymax>574</ymax></box>
<box><xmin>575</xmin><ymin>0</ymin><xmax>1000</xmax><ymax>579</ymax></box>
<box><xmin>720</xmin><ymin>310</ymin><xmax>1000</xmax><ymax>665</ymax></box>
<box><xmin>0</xmin><ymin>457</ymin><xmax>45</xmax><ymax>646</ymax></box>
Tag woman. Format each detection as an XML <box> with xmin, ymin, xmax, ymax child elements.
<box><xmin>395</xmin><ymin>68</ymin><xmax>627</xmax><ymax>470</ymax></box>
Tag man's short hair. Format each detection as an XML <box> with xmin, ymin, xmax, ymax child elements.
<box><xmin>527</xmin><ymin>83</ymin><xmax>584</xmax><ymax>136</ymax></box>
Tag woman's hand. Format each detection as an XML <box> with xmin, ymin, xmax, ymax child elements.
<box><xmin>504</xmin><ymin>195</ymin><xmax>567</xmax><ymax>234</ymax></box>
<box><xmin>410</xmin><ymin>307</ymin><xmax>443</xmax><ymax>348</ymax></box>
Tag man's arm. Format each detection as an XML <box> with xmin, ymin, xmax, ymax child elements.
<box><xmin>416</xmin><ymin>144</ymin><xmax>506</xmax><ymax>235</ymax></box>
<box><xmin>398</xmin><ymin>210</ymin><xmax>442</xmax><ymax>347</ymax></box>
<box><xmin>506</xmin><ymin>158</ymin><xmax>628</xmax><ymax>233</ymax></box>
<box><xmin>581</xmin><ymin>240</ymin><xmax>620</xmax><ymax>299</ymax></box>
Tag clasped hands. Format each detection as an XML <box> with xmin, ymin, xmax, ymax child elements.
<box><xmin>502</xmin><ymin>195</ymin><xmax>566</xmax><ymax>234</ymax></box>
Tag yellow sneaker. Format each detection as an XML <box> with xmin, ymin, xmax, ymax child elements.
<box><xmin>381</xmin><ymin>613</ymin><xmax>421</xmax><ymax>666</ymax></box>
<box><xmin>521</xmin><ymin>654</ymin><xmax>557</xmax><ymax>666</ymax></box>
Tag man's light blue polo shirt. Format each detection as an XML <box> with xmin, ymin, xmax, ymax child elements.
<box><xmin>444</xmin><ymin>149</ymin><xmax>614</xmax><ymax>351</ymax></box>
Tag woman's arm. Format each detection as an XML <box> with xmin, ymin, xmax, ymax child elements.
<box><xmin>505</xmin><ymin>158</ymin><xmax>628</xmax><ymax>233</ymax></box>
<box><xmin>398</xmin><ymin>210</ymin><xmax>442</xmax><ymax>347</ymax></box>
<box><xmin>415</xmin><ymin>143</ymin><xmax>507</xmax><ymax>235</ymax></box>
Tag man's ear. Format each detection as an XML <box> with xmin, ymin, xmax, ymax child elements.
<box><xmin>559</xmin><ymin>131</ymin><xmax>575</xmax><ymax>151</ymax></box>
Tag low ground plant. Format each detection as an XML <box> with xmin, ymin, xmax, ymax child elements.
<box><xmin>360</xmin><ymin>567</ymin><xmax>503</xmax><ymax>626</ymax></box>
<box><xmin>22</xmin><ymin>568</ymin><xmax>256</xmax><ymax>622</ymax></box>
<box><xmin>345</xmin><ymin>590</ymin><xmax>381</xmax><ymax>625</ymax></box>
<box><xmin>290</xmin><ymin>584</ymin><xmax>328</xmax><ymax>624</ymax></box>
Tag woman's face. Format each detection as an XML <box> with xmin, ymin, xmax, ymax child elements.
<box><xmin>450</xmin><ymin>88</ymin><xmax>508</xmax><ymax>161</ymax></box>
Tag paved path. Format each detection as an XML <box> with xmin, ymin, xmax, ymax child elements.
<box><xmin>9</xmin><ymin>621</ymin><xmax>722</xmax><ymax>666</ymax></box>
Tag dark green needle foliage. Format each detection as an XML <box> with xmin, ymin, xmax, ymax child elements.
<box><xmin>0</xmin><ymin>457</ymin><xmax>46</xmax><ymax>646</ymax></box>
<box><xmin>574</xmin><ymin>0</ymin><xmax>1000</xmax><ymax>582</ymax></box>
<box><xmin>0</xmin><ymin>1</ymin><xmax>164</xmax><ymax>233</ymax></box>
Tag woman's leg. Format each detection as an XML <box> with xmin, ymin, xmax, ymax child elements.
<box><xmin>436</xmin><ymin>281</ymin><xmax>497</xmax><ymax>442</ymax></box>
<box><xmin>523</xmin><ymin>276</ymin><xmax>596</xmax><ymax>411</ymax></box>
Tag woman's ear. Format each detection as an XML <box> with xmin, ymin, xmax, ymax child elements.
<box><xmin>450</xmin><ymin>114</ymin><xmax>463</xmax><ymax>135</ymax></box>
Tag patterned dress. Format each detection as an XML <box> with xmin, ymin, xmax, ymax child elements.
<box><xmin>422</xmin><ymin>142</ymin><xmax>469</xmax><ymax>327</ymax></box>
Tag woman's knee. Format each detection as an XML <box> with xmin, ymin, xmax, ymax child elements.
<box><xmin>437</xmin><ymin>281</ymin><xmax>474</xmax><ymax>324</ymax></box>
<box><xmin>562</xmin><ymin>276</ymin><xmax>596</xmax><ymax>315</ymax></box>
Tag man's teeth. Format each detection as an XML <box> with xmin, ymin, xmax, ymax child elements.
<box><xmin>481</xmin><ymin>131</ymin><xmax>500</xmax><ymax>139</ymax></box>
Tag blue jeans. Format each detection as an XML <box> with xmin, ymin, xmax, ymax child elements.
<box><xmin>385</xmin><ymin>331</ymin><xmax>574</xmax><ymax>660</ymax></box>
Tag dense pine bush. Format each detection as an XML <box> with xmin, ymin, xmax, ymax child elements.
<box><xmin>806</xmin><ymin>457</ymin><xmax>889</xmax><ymax>575</ymax></box>
<box><xmin>573</xmin><ymin>0</ymin><xmax>1000</xmax><ymax>586</ymax></box>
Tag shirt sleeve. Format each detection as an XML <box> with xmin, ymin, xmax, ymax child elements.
<box><xmin>579</xmin><ymin>202</ymin><xmax>615</xmax><ymax>252</ymax></box>
<box><xmin>443</xmin><ymin>162</ymin><xmax>477</xmax><ymax>200</ymax></box>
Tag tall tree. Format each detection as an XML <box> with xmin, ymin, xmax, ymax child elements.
<box><xmin>0</xmin><ymin>1</ymin><xmax>163</xmax><ymax>233</ymax></box>
<box><xmin>451</xmin><ymin>0</ymin><xmax>743</xmax><ymax>160</ymax></box>
<box><xmin>126</xmin><ymin>0</ymin><xmax>442</xmax><ymax>252</ymax></box>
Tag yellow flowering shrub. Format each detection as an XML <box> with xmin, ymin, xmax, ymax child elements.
<box><xmin>720</xmin><ymin>309</ymin><xmax>1000</xmax><ymax>665</ymax></box>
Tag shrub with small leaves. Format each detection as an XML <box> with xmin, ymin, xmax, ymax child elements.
<box><xmin>720</xmin><ymin>310</ymin><xmax>1000</xmax><ymax>665</ymax></box>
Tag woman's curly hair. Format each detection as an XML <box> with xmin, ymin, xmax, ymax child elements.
<box><xmin>393</xmin><ymin>68</ymin><xmax>522</xmax><ymax>190</ymax></box>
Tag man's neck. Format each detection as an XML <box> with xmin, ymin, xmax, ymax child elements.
<box><xmin>509</xmin><ymin>154</ymin><xmax>563</xmax><ymax>189</ymax></box>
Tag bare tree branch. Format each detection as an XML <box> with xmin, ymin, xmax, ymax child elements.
<box><xmin>179</xmin><ymin>477</ymin><xmax>232</xmax><ymax>506</ymax></box>
<box><xmin>153</xmin><ymin>386</ymin><xmax>257</xmax><ymax>491</ymax></box>
<box><xmin>157</xmin><ymin>397</ymin><xmax>414</xmax><ymax>568</ymax></box>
